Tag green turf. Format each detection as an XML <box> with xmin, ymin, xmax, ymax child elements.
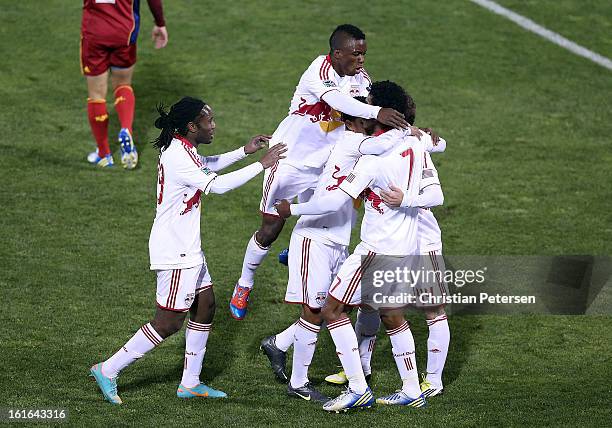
<box><xmin>1</xmin><ymin>0</ymin><xmax>611</xmax><ymax>426</ymax></box>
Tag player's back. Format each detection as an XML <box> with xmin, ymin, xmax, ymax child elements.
<box><xmin>357</xmin><ymin>130</ymin><xmax>425</xmax><ymax>255</ymax></box>
<box><xmin>294</xmin><ymin>130</ymin><xmax>365</xmax><ymax>246</ymax></box>
<box><xmin>82</xmin><ymin>0</ymin><xmax>140</xmax><ymax>45</ymax></box>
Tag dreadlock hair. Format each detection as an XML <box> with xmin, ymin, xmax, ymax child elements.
<box><xmin>369</xmin><ymin>80</ymin><xmax>416</xmax><ymax>125</ymax></box>
<box><xmin>152</xmin><ymin>96</ymin><xmax>206</xmax><ymax>151</ymax></box>
<box><xmin>329</xmin><ymin>24</ymin><xmax>365</xmax><ymax>52</ymax></box>
<box><xmin>340</xmin><ymin>96</ymin><xmax>368</xmax><ymax>122</ymax></box>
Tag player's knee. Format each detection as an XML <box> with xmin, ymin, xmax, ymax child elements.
<box><xmin>424</xmin><ymin>305</ymin><xmax>446</xmax><ymax>320</ymax></box>
<box><xmin>321</xmin><ymin>300</ymin><xmax>343</xmax><ymax>323</ymax></box>
<box><xmin>301</xmin><ymin>306</ymin><xmax>323</xmax><ymax>325</ymax></box>
<box><xmin>379</xmin><ymin>312</ymin><xmax>406</xmax><ymax>331</ymax></box>
<box><xmin>150</xmin><ymin>317</ymin><xmax>184</xmax><ymax>338</ymax></box>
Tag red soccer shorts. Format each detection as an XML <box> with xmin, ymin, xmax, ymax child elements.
<box><xmin>80</xmin><ymin>36</ymin><xmax>137</xmax><ymax>76</ymax></box>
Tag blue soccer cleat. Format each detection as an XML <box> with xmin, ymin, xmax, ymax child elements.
<box><xmin>322</xmin><ymin>387</ymin><xmax>375</xmax><ymax>413</ymax></box>
<box><xmin>177</xmin><ymin>383</ymin><xmax>227</xmax><ymax>399</ymax></box>
<box><xmin>89</xmin><ymin>363</ymin><xmax>122</xmax><ymax>404</ymax></box>
<box><xmin>229</xmin><ymin>283</ymin><xmax>251</xmax><ymax>320</ymax></box>
<box><xmin>87</xmin><ymin>150</ymin><xmax>114</xmax><ymax>168</ymax></box>
<box><xmin>376</xmin><ymin>390</ymin><xmax>427</xmax><ymax>408</ymax></box>
<box><xmin>278</xmin><ymin>248</ymin><xmax>289</xmax><ymax>266</ymax></box>
<box><xmin>118</xmin><ymin>128</ymin><xmax>138</xmax><ymax>170</ymax></box>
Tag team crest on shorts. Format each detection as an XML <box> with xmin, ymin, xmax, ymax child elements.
<box><xmin>315</xmin><ymin>292</ymin><xmax>327</xmax><ymax>305</ymax></box>
<box><xmin>185</xmin><ymin>292</ymin><xmax>195</xmax><ymax>307</ymax></box>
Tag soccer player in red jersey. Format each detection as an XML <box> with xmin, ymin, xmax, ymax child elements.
<box><xmin>81</xmin><ymin>0</ymin><xmax>168</xmax><ymax>169</ymax></box>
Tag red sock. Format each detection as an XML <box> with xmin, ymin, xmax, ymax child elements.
<box><xmin>87</xmin><ymin>98</ymin><xmax>110</xmax><ymax>157</ymax></box>
<box><xmin>114</xmin><ymin>85</ymin><xmax>135</xmax><ymax>132</ymax></box>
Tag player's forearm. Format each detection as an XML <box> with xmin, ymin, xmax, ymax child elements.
<box><xmin>146</xmin><ymin>0</ymin><xmax>165</xmax><ymax>26</ymax></box>
<box><xmin>199</xmin><ymin>147</ymin><xmax>247</xmax><ymax>172</ymax></box>
<box><xmin>321</xmin><ymin>91</ymin><xmax>381</xmax><ymax>119</ymax></box>
<box><xmin>402</xmin><ymin>184</ymin><xmax>444</xmax><ymax>208</ymax></box>
<box><xmin>290</xmin><ymin>192</ymin><xmax>351</xmax><ymax>216</ymax></box>
<box><xmin>208</xmin><ymin>162</ymin><xmax>263</xmax><ymax>194</ymax></box>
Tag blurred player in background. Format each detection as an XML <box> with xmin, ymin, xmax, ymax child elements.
<box><xmin>230</xmin><ymin>24</ymin><xmax>413</xmax><ymax>320</ymax></box>
<box><xmin>81</xmin><ymin>0</ymin><xmax>168</xmax><ymax>169</ymax></box>
<box><xmin>89</xmin><ymin>96</ymin><xmax>285</xmax><ymax>404</ymax></box>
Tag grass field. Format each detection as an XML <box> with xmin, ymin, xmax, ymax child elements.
<box><xmin>1</xmin><ymin>1</ymin><xmax>611</xmax><ymax>426</ymax></box>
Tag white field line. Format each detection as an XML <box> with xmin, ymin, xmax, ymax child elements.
<box><xmin>469</xmin><ymin>0</ymin><xmax>612</xmax><ymax>71</ymax></box>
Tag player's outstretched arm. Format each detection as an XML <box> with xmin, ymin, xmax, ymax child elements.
<box><xmin>208</xmin><ymin>144</ymin><xmax>286</xmax><ymax>194</ymax></box>
<box><xmin>146</xmin><ymin>0</ymin><xmax>168</xmax><ymax>49</ymax></box>
<box><xmin>275</xmin><ymin>191</ymin><xmax>352</xmax><ymax>218</ymax></box>
<box><xmin>200</xmin><ymin>135</ymin><xmax>270</xmax><ymax>172</ymax></box>
<box><xmin>321</xmin><ymin>91</ymin><xmax>409</xmax><ymax>130</ymax></box>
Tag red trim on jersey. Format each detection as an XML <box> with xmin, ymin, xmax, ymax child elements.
<box><xmin>174</xmin><ymin>134</ymin><xmax>193</xmax><ymax>148</ymax></box>
<box><xmin>373</xmin><ymin>129</ymin><xmax>391</xmax><ymax>137</ymax></box>
<box><xmin>156</xmin><ymin>303</ymin><xmax>189</xmax><ymax>313</ymax></box>
<box><xmin>319</xmin><ymin>55</ymin><xmax>332</xmax><ymax>80</ymax></box>
<box><xmin>261</xmin><ymin>161</ymin><xmax>279</xmax><ymax>210</ymax></box>
<box><xmin>358</xmin><ymin>68</ymin><xmax>372</xmax><ymax>85</ymax></box>
<box><xmin>283</xmin><ymin>299</ymin><xmax>323</xmax><ymax>311</ymax></box>
<box><xmin>342</xmin><ymin>251</ymin><xmax>376</xmax><ymax>304</ymax></box>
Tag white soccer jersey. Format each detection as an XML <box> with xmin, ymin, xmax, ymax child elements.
<box><xmin>149</xmin><ymin>136</ymin><xmax>218</xmax><ymax>270</ymax></box>
<box><xmin>271</xmin><ymin>55</ymin><xmax>371</xmax><ymax>169</ymax></box>
<box><xmin>418</xmin><ymin>151</ymin><xmax>443</xmax><ymax>253</ymax></box>
<box><xmin>293</xmin><ymin>130</ymin><xmax>366</xmax><ymax>246</ymax></box>
<box><xmin>339</xmin><ymin>129</ymin><xmax>426</xmax><ymax>255</ymax></box>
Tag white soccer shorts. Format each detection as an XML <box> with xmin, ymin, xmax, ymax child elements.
<box><xmin>285</xmin><ymin>233</ymin><xmax>348</xmax><ymax>309</ymax></box>
<box><xmin>260</xmin><ymin>162</ymin><xmax>321</xmax><ymax>216</ymax></box>
<box><xmin>328</xmin><ymin>242</ymin><xmax>375</xmax><ymax>307</ymax></box>
<box><xmin>156</xmin><ymin>263</ymin><xmax>212</xmax><ymax>312</ymax></box>
<box><xmin>414</xmin><ymin>250</ymin><xmax>449</xmax><ymax>308</ymax></box>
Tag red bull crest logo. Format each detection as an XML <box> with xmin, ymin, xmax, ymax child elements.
<box><xmin>363</xmin><ymin>188</ymin><xmax>384</xmax><ymax>214</ymax></box>
<box><xmin>326</xmin><ymin>165</ymin><xmax>347</xmax><ymax>191</ymax></box>
<box><xmin>180</xmin><ymin>190</ymin><xmax>202</xmax><ymax>215</ymax></box>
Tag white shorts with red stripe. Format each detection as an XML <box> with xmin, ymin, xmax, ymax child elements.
<box><xmin>155</xmin><ymin>263</ymin><xmax>212</xmax><ymax>312</ymax></box>
<box><xmin>260</xmin><ymin>161</ymin><xmax>321</xmax><ymax>216</ymax></box>
<box><xmin>285</xmin><ymin>232</ymin><xmax>348</xmax><ymax>309</ymax></box>
<box><xmin>328</xmin><ymin>242</ymin><xmax>376</xmax><ymax>306</ymax></box>
<box><xmin>414</xmin><ymin>249</ymin><xmax>449</xmax><ymax>308</ymax></box>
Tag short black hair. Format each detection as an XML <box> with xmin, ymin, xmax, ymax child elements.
<box><xmin>329</xmin><ymin>24</ymin><xmax>366</xmax><ymax>51</ymax></box>
<box><xmin>341</xmin><ymin>96</ymin><xmax>367</xmax><ymax>122</ymax></box>
<box><xmin>369</xmin><ymin>80</ymin><xmax>416</xmax><ymax>125</ymax></box>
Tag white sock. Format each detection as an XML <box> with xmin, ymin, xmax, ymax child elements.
<box><xmin>328</xmin><ymin>317</ymin><xmax>368</xmax><ymax>394</ymax></box>
<box><xmin>426</xmin><ymin>314</ymin><xmax>450</xmax><ymax>388</ymax></box>
<box><xmin>180</xmin><ymin>320</ymin><xmax>212</xmax><ymax>388</ymax></box>
<box><xmin>355</xmin><ymin>308</ymin><xmax>380</xmax><ymax>376</ymax></box>
<box><xmin>387</xmin><ymin>321</ymin><xmax>421</xmax><ymax>398</ymax></box>
<box><xmin>102</xmin><ymin>323</ymin><xmax>163</xmax><ymax>378</ymax></box>
<box><xmin>289</xmin><ymin>318</ymin><xmax>320</xmax><ymax>388</ymax></box>
<box><xmin>274</xmin><ymin>321</ymin><xmax>297</xmax><ymax>352</ymax></box>
<box><xmin>238</xmin><ymin>234</ymin><xmax>270</xmax><ymax>289</ymax></box>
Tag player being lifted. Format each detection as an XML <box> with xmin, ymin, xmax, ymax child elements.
<box><xmin>230</xmin><ymin>24</ymin><xmax>415</xmax><ymax>320</ymax></box>
<box><xmin>276</xmin><ymin>81</ymin><xmax>434</xmax><ymax>412</ymax></box>
<box><xmin>89</xmin><ymin>96</ymin><xmax>286</xmax><ymax>404</ymax></box>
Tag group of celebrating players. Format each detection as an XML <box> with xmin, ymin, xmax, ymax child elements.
<box><xmin>87</xmin><ymin>10</ymin><xmax>450</xmax><ymax>413</ymax></box>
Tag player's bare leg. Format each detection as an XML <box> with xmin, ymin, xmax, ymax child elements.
<box><xmin>85</xmin><ymin>71</ymin><xmax>113</xmax><ymax>166</ymax></box>
<box><xmin>231</xmin><ymin>214</ymin><xmax>285</xmax><ymax>320</ymax></box>
<box><xmin>421</xmin><ymin>305</ymin><xmax>449</xmax><ymax>397</ymax></box>
<box><xmin>178</xmin><ymin>288</ymin><xmax>226</xmax><ymax>398</ymax></box>
<box><xmin>285</xmin><ymin>306</ymin><xmax>328</xmax><ymax>402</ymax></box>
<box><xmin>376</xmin><ymin>309</ymin><xmax>426</xmax><ymax>407</ymax></box>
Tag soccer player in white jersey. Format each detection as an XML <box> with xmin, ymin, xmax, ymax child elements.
<box><xmin>276</xmin><ymin>81</ymin><xmax>435</xmax><ymax>412</ymax></box>
<box><xmin>89</xmin><ymin>97</ymin><xmax>286</xmax><ymax>405</ymax></box>
<box><xmin>260</xmin><ymin>99</ymin><xmax>374</xmax><ymax>402</ymax></box>
<box><xmin>230</xmin><ymin>24</ymin><xmax>414</xmax><ymax>320</ymax></box>
<box><xmin>324</xmin><ymin>110</ymin><xmax>450</xmax><ymax>399</ymax></box>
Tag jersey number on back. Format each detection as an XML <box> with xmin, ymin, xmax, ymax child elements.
<box><xmin>401</xmin><ymin>148</ymin><xmax>414</xmax><ymax>189</ymax></box>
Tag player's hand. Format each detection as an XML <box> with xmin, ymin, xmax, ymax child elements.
<box><xmin>380</xmin><ymin>185</ymin><xmax>404</xmax><ymax>207</ymax></box>
<box><xmin>259</xmin><ymin>143</ymin><xmax>287</xmax><ymax>168</ymax></box>
<box><xmin>274</xmin><ymin>200</ymin><xmax>292</xmax><ymax>219</ymax></box>
<box><xmin>152</xmin><ymin>26</ymin><xmax>168</xmax><ymax>49</ymax></box>
<box><xmin>244</xmin><ymin>135</ymin><xmax>271</xmax><ymax>154</ymax></box>
<box><xmin>377</xmin><ymin>108</ymin><xmax>409</xmax><ymax>130</ymax></box>
<box><xmin>420</xmin><ymin>127</ymin><xmax>439</xmax><ymax>145</ymax></box>
<box><xmin>409</xmin><ymin>125</ymin><xmax>423</xmax><ymax>140</ymax></box>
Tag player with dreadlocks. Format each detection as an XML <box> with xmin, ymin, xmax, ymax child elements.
<box><xmin>90</xmin><ymin>96</ymin><xmax>286</xmax><ymax>404</ymax></box>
